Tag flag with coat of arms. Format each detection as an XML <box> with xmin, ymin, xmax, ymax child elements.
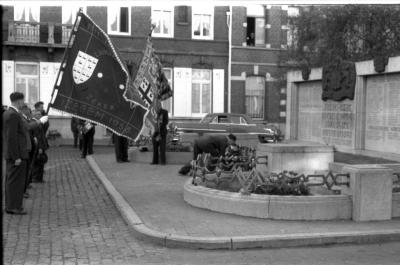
<box><xmin>49</xmin><ymin>11</ymin><xmax>149</xmax><ymax>140</ymax></box>
<box><xmin>123</xmin><ymin>36</ymin><xmax>173</xmax><ymax>134</ymax></box>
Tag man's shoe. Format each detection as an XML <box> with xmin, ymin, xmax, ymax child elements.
<box><xmin>117</xmin><ymin>159</ymin><xmax>123</xmax><ymax>163</ymax></box>
<box><xmin>150</xmin><ymin>162</ymin><xmax>158</xmax><ymax>165</ymax></box>
<box><xmin>6</xmin><ymin>209</ymin><xmax>27</xmax><ymax>215</ymax></box>
<box><xmin>27</xmin><ymin>184</ymin><xmax>33</xmax><ymax>189</ymax></box>
<box><xmin>122</xmin><ymin>159</ymin><xmax>130</xmax><ymax>163</ymax></box>
<box><xmin>81</xmin><ymin>155</ymin><xmax>86</xmax><ymax>159</ymax></box>
<box><xmin>24</xmin><ymin>193</ymin><xmax>29</xmax><ymax>198</ymax></box>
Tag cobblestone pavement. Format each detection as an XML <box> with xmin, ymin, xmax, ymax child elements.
<box><xmin>3</xmin><ymin>146</ymin><xmax>400</xmax><ymax>265</ymax></box>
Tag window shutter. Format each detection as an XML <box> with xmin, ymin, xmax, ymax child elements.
<box><xmin>2</xmin><ymin>61</ymin><xmax>14</xmax><ymax>106</ymax></box>
<box><xmin>177</xmin><ymin>6</ymin><xmax>188</xmax><ymax>23</ymax></box>
<box><xmin>173</xmin><ymin>67</ymin><xmax>191</xmax><ymax>116</ymax></box>
<box><xmin>212</xmin><ymin>69</ymin><xmax>224</xmax><ymax>113</ymax></box>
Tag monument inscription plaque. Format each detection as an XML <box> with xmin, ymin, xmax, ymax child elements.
<box><xmin>297</xmin><ymin>82</ymin><xmax>355</xmax><ymax>149</ymax></box>
<box><xmin>365</xmin><ymin>74</ymin><xmax>400</xmax><ymax>154</ymax></box>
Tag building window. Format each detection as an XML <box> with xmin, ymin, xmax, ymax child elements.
<box><xmin>246</xmin><ymin>5</ymin><xmax>265</xmax><ymax>46</ymax></box>
<box><xmin>287</xmin><ymin>6</ymin><xmax>299</xmax><ymax>48</ymax></box>
<box><xmin>13</xmin><ymin>5</ymin><xmax>40</xmax><ymax>43</ymax></box>
<box><xmin>161</xmin><ymin>68</ymin><xmax>173</xmax><ymax>115</ymax></box>
<box><xmin>152</xmin><ymin>7</ymin><xmax>173</xmax><ymax>38</ymax></box>
<box><xmin>192</xmin><ymin>69</ymin><xmax>212</xmax><ymax>115</ymax></box>
<box><xmin>15</xmin><ymin>62</ymin><xmax>39</xmax><ymax>108</ymax></box>
<box><xmin>62</xmin><ymin>6</ymin><xmax>85</xmax><ymax>44</ymax></box>
<box><xmin>14</xmin><ymin>5</ymin><xmax>40</xmax><ymax>22</ymax></box>
<box><xmin>245</xmin><ymin>76</ymin><xmax>265</xmax><ymax>119</ymax></box>
<box><xmin>108</xmin><ymin>6</ymin><xmax>131</xmax><ymax>35</ymax></box>
<box><xmin>192</xmin><ymin>6</ymin><xmax>213</xmax><ymax>40</ymax></box>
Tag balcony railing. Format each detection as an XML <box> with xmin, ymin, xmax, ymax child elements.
<box><xmin>7</xmin><ymin>20</ymin><xmax>74</xmax><ymax>47</ymax></box>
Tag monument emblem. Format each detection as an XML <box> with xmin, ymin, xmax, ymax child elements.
<box><xmin>72</xmin><ymin>51</ymin><xmax>98</xmax><ymax>84</ymax></box>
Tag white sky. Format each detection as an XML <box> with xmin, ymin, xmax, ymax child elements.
<box><xmin>1</xmin><ymin>0</ymin><xmax>400</xmax><ymax>6</ymax></box>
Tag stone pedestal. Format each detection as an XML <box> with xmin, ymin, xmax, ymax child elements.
<box><xmin>343</xmin><ymin>165</ymin><xmax>393</xmax><ymax>221</ymax></box>
<box><xmin>256</xmin><ymin>142</ymin><xmax>334</xmax><ymax>174</ymax></box>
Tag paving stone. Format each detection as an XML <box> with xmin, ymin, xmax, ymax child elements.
<box><xmin>3</xmin><ymin>146</ymin><xmax>400</xmax><ymax>265</ymax></box>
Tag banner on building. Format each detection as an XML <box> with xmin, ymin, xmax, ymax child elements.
<box><xmin>124</xmin><ymin>37</ymin><xmax>173</xmax><ymax>132</ymax></box>
<box><xmin>49</xmin><ymin>12</ymin><xmax>148</xmax><ymax>140</ymax></box>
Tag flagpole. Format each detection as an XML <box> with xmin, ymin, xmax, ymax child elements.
<box><xmin>46</xmin><ymin>8</ymin><xmax>83</xmax><ymax>115</ymax></box>
<box><xmin>148</xmin><ymin>23</ymin><xmax>155</xmax><ymax>38</ymax></box>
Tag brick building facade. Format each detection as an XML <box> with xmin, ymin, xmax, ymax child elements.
<box><xmin>1</xmin><ymin>2</ymin><xmax>294</xmax><ymax>140</ymax></box>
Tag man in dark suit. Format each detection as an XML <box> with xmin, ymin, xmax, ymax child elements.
<box><xmin>20</xmin><ymin>104</ymin><xmax>49</xmax><ymax>191</ymax></box>
<box><xmin>2</xmin><ymin>92</ymin><xmax>29</xmax><ymax>215</ymax></box>
<box><xmin>178</xmin><ymin>134</ymin><xmax>230</xmax><ymax>175</ymax></box>
<box><xmin>192</xmin><ymin>134</ymin><xmax>229</xmax><ymax>160</ymax></box>
<box><xmin>31</xmin><ymin>110</ymin><xmax>49</xmax><ymax>183</ymax></box>
<box><xmin>151</xmin><ymin>107</ymin><xmax>169</xmax><ymax>165</ymax></box>
<box><xmin>70</xmin><ymin>117</ymin><xmax>80</xmax><ymax>148</ymax></box>
<box><xmin>79</xmin><ymin>119</ymin><xmax>95</xmax><ymax>158</ymax></box>
<box><xmin>113</xmin><ymin>133</ymin><xmax>130</xmax><ymax>163</ymax></box>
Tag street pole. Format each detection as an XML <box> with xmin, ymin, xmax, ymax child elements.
<box><xmin>227</xmin><ymin>5</ymin><xmax>232</xmax><ymax>113</ymax></box>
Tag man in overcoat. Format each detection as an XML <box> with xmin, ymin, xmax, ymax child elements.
<box><xmin>113</xmin><ymin>133</ymin><xmax>130</xmax><ymax>163</ymax></box>
<box><xmin>3</xmin><ymin>92</ymin><xmax>30</xmax><ymax>214</ymax></box>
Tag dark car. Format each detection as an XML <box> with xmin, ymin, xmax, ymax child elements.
<box><xmin>170</xmin><ymin>113</ymin><xmax>283</xmax><ymax>143</ymax></box>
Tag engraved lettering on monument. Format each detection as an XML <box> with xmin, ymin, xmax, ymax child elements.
<box><xmin>365</xmin><ymin>75</ymin><xmax>400</xmax><ymax>153</ymax></box>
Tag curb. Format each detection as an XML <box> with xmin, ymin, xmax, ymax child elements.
<box><xmin>86</xmin><ymin>156</ymin><xmax>400</xmax><ymax>249</ymax></box>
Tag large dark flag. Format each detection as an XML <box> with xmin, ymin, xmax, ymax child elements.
<box><xmin>124</xmin><ymin>37</ymin><xmax>172</xmax><ymax>133</ymax></box>
<box><xmin>49</xmin><ymin>12</ymin><xmax>148</xmax><ymax>140</ymax></box>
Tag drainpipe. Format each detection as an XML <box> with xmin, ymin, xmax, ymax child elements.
<box><xmin>227</xmin><ymin>6</ymin><xmax>232</xmax><ymax>113</ymax></box>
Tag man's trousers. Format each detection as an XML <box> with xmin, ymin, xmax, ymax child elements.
<box><xmin>5</xmin><ymin>159</ymin><xmax>27</xmax><ymax>210</ymax></box>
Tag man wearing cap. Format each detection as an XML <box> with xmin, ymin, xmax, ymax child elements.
<box><xmin>3</xmin><ymin>92</ymin><xmax>28</xmax><ymax>214</ymax></box>
<box><xmin>2</xmin><ymin>93</ymin><xmax>45</xmax><ymax>214</ymax></box>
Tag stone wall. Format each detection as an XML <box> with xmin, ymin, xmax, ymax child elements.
<box><xmin>286</xmin><ymin>56</ymin><xmax>400</xmax><ymax>155</ymax></box>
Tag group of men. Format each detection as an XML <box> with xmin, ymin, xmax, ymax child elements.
<box><xmin>69</xmin><ymin>105</ymin><xmax>169</xmax><ymax>164</ymax></box>
<box><xmin>3</xmin><ymin>92</ymin><xmax>50</xmax><ymax>215</ymax></box>
<box><xmin>111</xmin><ymin>106</ymin><xmax>169</xmax><ymax>164</ymax></box>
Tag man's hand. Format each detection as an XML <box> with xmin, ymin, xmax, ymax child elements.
<box><xmin>38</xmin><ymin>149</ymin><xmax>43</xmax><ymax>154</ymax></box>
<box><xmin>39</xmin><ymin>116</ymin><xmax>49</xmax><ymax>124</ymax></box>
<box><xmin>15</xmin><ymin>158</ymin><xmax>22</xmax><ymax>166</ymax></box>
<box><xmin>34</xmin><ymin>137</ymin><xmax>38</xmax><ymax>144</ymax></box>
